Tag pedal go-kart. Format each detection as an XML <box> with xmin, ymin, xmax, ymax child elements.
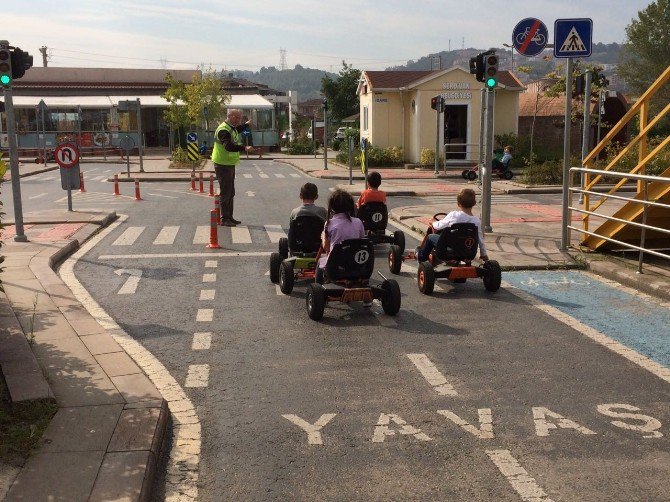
<box><xmin>387</xmin><ymin>214</ymin><xmax>501</xmax><ymax>295</ymax></box>
<box><xmin>357</xmin><ymin>202</ymin><xmax>406</xmax><ymax>253</ymax></box>
<box><xmin>270</xmin><ymin>215</ymin><xmax>324</xmax><ymax>294</ymax></box>
<box><xmin>461</xmin><ymin>162</ymin><xmax>514</xmax><ymax>181</ymax></box>
<box><xmin>306</xmin><ymin>238</ymin><xmax>401</xmax><ymax>321</ymax></box>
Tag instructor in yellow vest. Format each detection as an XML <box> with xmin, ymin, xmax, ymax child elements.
<box><xmin>211</xmin><ymin>109</ymin><xmax>255</xmax><ymax>226</ymax></box>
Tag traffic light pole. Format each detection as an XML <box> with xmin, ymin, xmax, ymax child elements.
<box><xmin>478</xmin><ymin>87</ymin><xmax>486</xmax><ymax>184</ymax></box>
<box><xmin>3</xmin><ymin>87</ymin><xmax>27</xmax><ymax>242</ymax></box>
<box><xmin>136</xmin><ymin>98</ymin><xmax>144</xmax><ymax>173</ymax></box>
<box><xmin>481</xmin><ymin>88</ymin><xmax>494</xmax><ymax>233</ymax></box>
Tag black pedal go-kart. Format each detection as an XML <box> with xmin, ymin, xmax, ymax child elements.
<box><xmin>270</xmin><ymin>215</ymin><xmax>324</xmax><ymax>294</ymax></box>
<box><xmin>306</xmin><ymin>238</ymin><xmax>401</xmax><ymax>321</ymax></box>
<box><xmin>461</xmin><ymin>162</ymin><xmax>514</xmax><ymax>181</ymax></box>
<box><xmin>356</xmin><ymin>202</ymin><xmax>405</xmax><ymax>253</ymax></box>
<box><xmin>387</xmin><ymin>214</ymin><xmax>501</xmax><ymax>295</ymax></box>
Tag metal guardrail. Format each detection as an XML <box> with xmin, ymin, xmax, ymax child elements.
<box><xmin>567</xmin><ymin>166</ymin><xmax>670</xmax><ymax>273</ymax></box>
<box><xmin>442</xmin><ymin>142</ymin><xmax>480</xmax><ymax>167</ymax></box>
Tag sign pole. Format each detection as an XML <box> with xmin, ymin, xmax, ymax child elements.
<box><xmin>3</xmin><ymin>86</ymin><xmax>27</xmax><ymax>242</ymax></box>
<box><xmin>478</xmin><ymin>88</ymin><xmax>486</xmax><ymax>186</ymax></box>
<box><xmin>434</xmin><ymin>98</ymin><xmax>441</xmax><ymax>175</ymax></box>
<box><xmin>136</xmin><ymin>99</ymin><xmax>144</xmax><ymax>173</ymax></box>
<box><xmin>561</xmin><ymin>58</ymin><xmax>574</xmax><ymax>251</ymax></box>
<box><xmin>40</xmin><ymin>103</ymin><xmax>47</xmax><ymax>166</ymax></box>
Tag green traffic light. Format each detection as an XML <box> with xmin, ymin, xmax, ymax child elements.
<box><xmin>486</xmin><ymin>77</ymin><xmax>497</xmax><ymax>89</ymax></box>
<box><xmin>0</xmin><ymin>74</ymin><xmax>10</xmax><ymax>85</ymax></box>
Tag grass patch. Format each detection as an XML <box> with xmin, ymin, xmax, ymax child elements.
<box><xmin>0</xmin><ymin>374</ymin><xmax>57</xmax><ymax>466</ymax></box>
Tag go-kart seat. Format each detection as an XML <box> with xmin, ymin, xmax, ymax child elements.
<box><xmin>357</xmin><ymin>202</ymin><xmax>388</xmax><ymax>233</ymax></box>
<box><xmin>433</xmin><ymin>223</ymin><xmax>479</xmax><ymax>262</ymax></box>
<box><xmin>288</xmin><ymin>215</ymin><xmax>324</xmax><ymax>255</ymax></box>
<box><xmin>325</xmin><ymin>238</ymin><xmax>375</xmax><ymax>281</ymax></box>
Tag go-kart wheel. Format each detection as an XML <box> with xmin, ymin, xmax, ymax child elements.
<box><xmin>482</xmin><ymin>260</ymin><xmax>502</xmax><ymax>292</ymax></box>
<box><xmin>388</xmin><ymin>245</ymin><xmax>403</xmax><ymax>275</ymax></box>
<box><xmin>279</xmin><ymin>261</ymin><xmax>294</xmax><ymax>294</ymax></box>
<box><xmin>393</xmin><ymin>230</ymin><xmax>405</xmax><ymax>254</ymax></box>
<box><xmin>466</xmin><ymin>170</ymin><xmax>477</xmax><ymax>181</ymax></box>
<box><xmin>306</xmin><ymin>283</ymin><xmax>326</xmax><ymax>320</ymax></box>
<box><xmin>270</xmin><ymin>252</ymin><xmax>281</xmax><ymax>283</ymax></box>
<box><xmin>418</xmin><ymin>261</ymin><xmax>435</xmax><ymax>295</ymax></box>
<box><xmin>503</xmin><ymin>170</ymin><xmax>514</xmax><ymax>180</ymax></box>
<box><xmin>461</xmin><ymin>169</ymin><xmax>469</xmax><ymax>179</ymax></box>
<box><xmin>381</xmin><ymin>279</ymin><xmax>401</xmax><ymax>316</ymax></box>
<box><xmin>278</xmin><ymin>237</ymin><xmax>289</xmax><ymax>260</ymax></box>
<box><xmin>315</xmin><ymin>267</ymin><xmax>325</xmax><ymax>285</ymax></box>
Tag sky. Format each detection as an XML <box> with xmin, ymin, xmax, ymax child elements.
<box><xmin>2</xmin><ymin>0</ymin><xmax>653</xmax><ymax>72</ymax></box>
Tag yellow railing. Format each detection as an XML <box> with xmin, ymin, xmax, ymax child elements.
<box><xmin>581</xmin><ymin>65</ymin><xmax>670</xmax><ymax>233</ymax></box>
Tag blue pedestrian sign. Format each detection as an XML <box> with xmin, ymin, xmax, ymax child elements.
<box><xmin>512</xmin><ymin>18</ymin><xmax>548</xmax><ymax>57</ymax></box>
<box><xmin>554</xmin><ymin>18</ymin><xmax>593</xmax><ymax>58</ymax></box>
<box><xmin>187</xmin><ymin>132</ymin><xmax>198</xmax><ymax>142</ymax></box>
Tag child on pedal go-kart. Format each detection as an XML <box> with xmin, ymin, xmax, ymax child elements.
<box><xmin>415</xmin><ymin>188</ymin><xmax>488</xmax><ymax>263</ymax></box>
<box><xmin>357</xmin><ymin>171</ymin><xmax>387</xmax><ymax>207</ymax></box>
<box><xmin>290</xmin><ymin>182</ymin><xmax>327</xmax><ymax>224</ymax></box>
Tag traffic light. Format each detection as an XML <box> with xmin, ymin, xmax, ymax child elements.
<box><xmin>430</xmin><ymin>95</ymin><xmax>443</xmax><ymax>112</ymax></box>
<box><xmin>11</xmin><ymin>47</ymin><xmax>33</xmax><ymax>80</ymax></box>
<box><xmin>0</xmin><ymin>45</ymin><xmax>12</xmax><ymax>87</ymax></box>
<box><xmin>484</xmin><ymin>54</ymin><xmax>499</xmax><ymax>89</ymax></box>
<box><xmin>322</xmin><ymin>99</ymin><xmax>328</xmax><ymax>111</ymax></box>
<box><xmin>469</xmin><ymin>54</ymin><xmax>484</xmax><ymax>82</ymax></box>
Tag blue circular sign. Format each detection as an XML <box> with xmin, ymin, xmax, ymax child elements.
<box><xmin>187</xmin><ymin>132</ymin><xmax>198</xmax><ymax>142</ymax></box>
<box><xmin>512</xmin><ymin>18</ymin><xmax>548</xmax><ymax>57</ymax></box>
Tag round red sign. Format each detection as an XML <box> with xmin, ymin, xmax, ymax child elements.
<box><xmin>53</xmin><ymin>143</ymin><xmax>80</xmax><ymax>168</ymax></box>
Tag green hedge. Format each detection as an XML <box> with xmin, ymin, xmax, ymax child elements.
<box><xmin>287</xmin><ymin>138</ymin><xmax>317</xmax><ymax>155</ymax></box>
<box><xmin>335</xmin><ymin>144</ymin><xmax>403</xmax><ymax>167</ymax></box>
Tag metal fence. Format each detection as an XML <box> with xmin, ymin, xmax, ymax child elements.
<box><xmin>567</xmin><ymin>166</ymin><xmax>670</xmax><ymax>273</ymax></box>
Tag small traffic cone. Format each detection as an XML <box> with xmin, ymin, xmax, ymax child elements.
<box><xmin>208</xmin><ymin>175</ymin><xmax>214</xmax><ymax>196</ymax></box>
<box><xmin>190</xmin><ymin>172</ymin><xmax>196</xmax><ymax>191</ymax></box>
<box><xmin>198</xmin><ymin>172</ymin><xmax>204</xmax><ymax>193</ymax></box>
<box><xmin>214</xmin><ymin>194</ymin><xmax>221</xmax><ymax>221</ymax></box>
<box><xmin>79</xmin><ymin>172</ymin><xmax>86</xmax><ymax>192</ymax></box>
<box><xmin>206</xmin><ymin>209</ymin><xmax>221</xmax><ymax>249</ymax></box>
<box><xmin>113</xmin><ymin>174</ymin><xmax>120</xmax><ymax>196</ymax></box>
<box><xmin>134</xmin><ymin>178</ymin><xmax>143</xmax><ymax>201</ymax></box>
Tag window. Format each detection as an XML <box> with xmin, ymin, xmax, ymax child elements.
<box><xmin>363</xmin><ymin>106</ymin><xmax>369</xmax><ymax>131</ymax></box>
<box><xmin>411</xmin><ymin>100</ymin><xmax>416</xmax><ymax>114</ymax></box>
<box><xmin>81</xmin><ymin>109</ymin><xmax>112</xmax><ymax>131</ymax></box>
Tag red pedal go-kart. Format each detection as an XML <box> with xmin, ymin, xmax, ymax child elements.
<box><xmin>387</xmin><ymin>213</ymin><xmax>502</xmax><ymax>295</ymax></box>
<box><xmin>461</xmin><ymin>162</ymin><xmax>514</xmax><ymax>181</ymax></box>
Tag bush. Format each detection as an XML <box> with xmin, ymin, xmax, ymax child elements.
<box><xmin>335</xmin><ymin>144</ymin><xmax>404</xmax><ymax>167</ymax></box>
<box><xmin>287</xmin><ymin>138</ymin><xmax>316</xmax><ymax>155</ymax></box>
<box><xmin>171</xmin><ymin>146</ymin><xmax>189</xmax><ymax>163</ymax></box>
<box><xmin>420</xmin><ymin>148</ymin><xmax>443</xmax><ymax>167</ymax></box>
<box><xmin>597</xmin><ymin>138</ymin><xmax>670</xmax><ymax>177</ymax></box>
<box><xmin>332</xmin><ymin>139</ymin><xmax>342</xmax><ymax>151</ymax></box>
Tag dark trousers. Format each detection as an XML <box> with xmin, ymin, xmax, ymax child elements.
<box><xmin>214</xmin><ymin>164</ymin><xmax>235</xmax><ymax>220</ymax></box>
<box><xmin>418</xmin><ymin>234</ymin><xmax>440</xmax><ymax>261</ymax></box>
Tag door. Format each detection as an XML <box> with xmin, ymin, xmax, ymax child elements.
<box><xmin>444</xmin><ymin>105</ymin><xmax>468</xmax><ymax>160</ymax></box>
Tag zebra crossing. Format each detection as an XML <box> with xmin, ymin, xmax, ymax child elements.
<box><xmin>110</xmin><ymin>224</ymin><xmax>289</xmax><ymax>247</ymax></box>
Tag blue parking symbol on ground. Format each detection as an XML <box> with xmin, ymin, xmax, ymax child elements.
<box><xmin>554</xmin><ymin>18</ymin><xmax>593</xmax><ymax>58</ymax></box>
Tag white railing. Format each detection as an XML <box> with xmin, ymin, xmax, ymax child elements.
<box><xmin>567</xmin><ymin>166</ymin><xmax>670</xmax><ymax>273</ymax></box>
<box><xmin>442</xmin><ymin>143</ymin><xmax>480</xmax><ymax>166</ymax></box>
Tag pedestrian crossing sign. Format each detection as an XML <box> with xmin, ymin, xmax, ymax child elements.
<box><xmin>554</xmin><ymin>18</ymin><xmax>592</xmax><ymax>58</ymax></box>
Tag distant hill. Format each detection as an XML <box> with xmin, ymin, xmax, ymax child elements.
<box><xmin>230</xmin><ymin>65</ymin><xmax>337</xmax><ymax>101</ymax></box>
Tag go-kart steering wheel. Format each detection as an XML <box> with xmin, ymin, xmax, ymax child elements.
<box><xmin>432</xmin><ymin>213</ymin><xmax>448</xmax><ymax>222</ymax></box>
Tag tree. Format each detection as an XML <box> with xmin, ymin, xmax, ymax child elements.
<box><xmin>618</xmin><ymin>0</ymin><xmax>670</xmax><ymax>101</ymax></box>
<box><xmin>321</xmin><ymin>61</ymin><xmax>361</xmax><ymax>122</ymax></box>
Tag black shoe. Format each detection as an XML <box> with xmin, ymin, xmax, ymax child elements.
<box><xmin>221</xmin><ymin>219</ymin><xmax>237</xmax><ymax>227</ymax></box>
<box><xmin>230</xmin><ymin>218</ymin><xmax>241</xmax><ymax>224</ymax></box>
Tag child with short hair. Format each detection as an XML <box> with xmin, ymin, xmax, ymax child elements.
<box><xmin>493</xmin><ymin>145</ymin><xmax>513</xmax><ymax>170</ymax></box>
<box><xmin>416</xmin><ymin>188</ymin><xmax>488</xmax><ymax>262</ymax></box>
<box><xmin>357</xmin><ymin>171</ymin><xmax>387</xmax><ymax>207</ymax></box>
<box><xmin>289</xmin><ymin>182</ymin><xmax>327</xmax><ymax>223</ymax></box>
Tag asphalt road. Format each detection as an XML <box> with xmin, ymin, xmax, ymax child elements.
<box><xmin>9</xmin><ymin>160</ymin><xmax>670</xmax><ymax>501</ymax></box>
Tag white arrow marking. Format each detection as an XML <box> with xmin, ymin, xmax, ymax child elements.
<box><xmin>114</xmin><ymin>268</ymin><xmax>143</xmax><ymax>295</ymax></box>
<box><xmin>246</xmin><ymin>191</ymin><xmax>256</xmax><ymax>197</ymax></box>
<box><xmin>407</xmin><ymin>353</ymin><xmax>457</xmax><ymax>396</ymax></box>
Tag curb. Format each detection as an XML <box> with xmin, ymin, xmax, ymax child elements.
<box><xmin>6</xmin><ymin>214</ymin><xmax>168</xmax><ymax>502</ymax></box>
<box><xmin>6</xmin><ymin>165</ymin><xmax>59</xmax><ymax>179</ymax></box>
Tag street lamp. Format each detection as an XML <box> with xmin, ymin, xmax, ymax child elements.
<box><xmin>502</xmin><ymin>43</ymin><xmax>514</xmax><ymax>72</ymax></box>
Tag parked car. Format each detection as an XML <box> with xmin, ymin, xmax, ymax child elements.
<box><xmin>335</xmin><ymin>127</ymin><xmax>348</xmax><ymax>140</ymax></box>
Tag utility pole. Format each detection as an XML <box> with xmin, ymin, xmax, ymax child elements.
<box><xmin>323</xmin><ymin>100</ymin><xmax>328</xmax><ymax>170</ymax></box>
<box><xmin>481</xmin><ymin>88</ymin><xmax>495</xmax><ymax>233</ymax></box>
<box><xmin>579</xmin><ymin>69</ymin><xmax>592</xmax><ymax>204</ymax></box>
<box><xmin>560</xmin><ymin>58</ymin><xmax>574</xmax><ymax>251</ymax></box>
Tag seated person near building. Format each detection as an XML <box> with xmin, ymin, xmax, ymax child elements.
<box><xmin>199</xmin><ymin>141</ymin><xmax>208</xmax><ymax>155</ymax></box>
<box><xmin>357</xmin><ymin>171</ymin><xmax>387</xmax><ymax>208</ymax></box>
<box><xmin>289</xmin><ymin>183</ymin><xmax>328</xmax><ymax>224</ymax></box>
<box><xmin>318</xmin><ymin>190</ymin><xmax>366</xmax><ymax>271</ymax></box>
<box><xmin>492</xmin><ymin>145</ymin><xmax>512</xmax><ymax>170</ymax></box>
<box><xmin>415</xmin><ymin>188</ymin><xmax>488</xmax><ymax>262</ymax></box>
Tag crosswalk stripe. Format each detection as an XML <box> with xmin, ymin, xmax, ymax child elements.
<box><xmin>96</xmin><ymin>175</ymin><xmax>108</xmax><ymax>182</ymax></box>
<box><xmin>153</xmin><ymin>226</ymin><xmax>179</xmax><ymax>245</ymax></box>
<box><xmin>193</xmin><ymin>226</ymin><xmax>210</xmax><ymax>244</ymax></box>
<box><xmin>289</xmin><ymin>173</ymin><xmax>301</xmax><ymax>178</ymax></box>
<box><xmin>112</xmin><ymin>226</ymin><xmax>145</xmax><ymax>246</ymax></box>
<box><xmin>264</xmin><ymin>225</ymin><xmax>286</xmax><ymax>243</ymax></box>
<box><xmin>185</xmin><ymin>364</ymin><xmax>209</xmax><ymax>387</ymax></box>
<box><xmin>243</xmin><ymin>173</ymin><xmax>252</xmax><ymax>178</ymax></box>
<box><xmin>231</xmin><ymin>225</ymin><xmax>252</xmax><ymax>244</ymax></box>
<box><xmin>273</xmin><ymin>173</ymin><xmax>285</xmax><ymax>178</ymax></box>
<box><xmin>29</xmin><ymin>193</ymin><xmax>47</xmax><ymax>200</ymax></box>
<box><xmin>259</xmin><ymin>173</ymin><xmax>269</xmax><ymax>179</ymax></box>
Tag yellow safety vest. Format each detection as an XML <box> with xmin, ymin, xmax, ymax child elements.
<box><xmin>211</xmin><ymin>121</ymin><xmax>241</xmax><ymax>166</ymax></box>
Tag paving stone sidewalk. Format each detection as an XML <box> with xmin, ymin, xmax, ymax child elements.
<box><xmin>0</xmin><ymin>211</ymin><xmax>168</xmax><ymax>501</ymax></box>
